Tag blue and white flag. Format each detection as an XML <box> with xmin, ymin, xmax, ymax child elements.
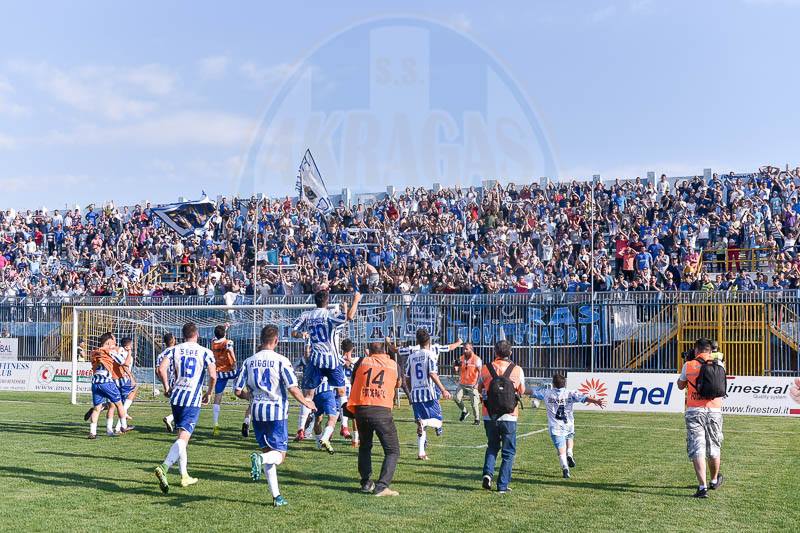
<box><xmin>296</xmin><ymin>149</ymin><xmax>333</xmax><ymax>213</ymax></box>
<box><xmin>151</xmin><ymin>194</ymin><xmax>216</xmax><ymax>237</ymax></box>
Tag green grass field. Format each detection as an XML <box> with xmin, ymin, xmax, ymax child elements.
<box><xmin>0</xmin><ymin>392</ymin><xmax>797</xmax><ymax>532</ymax></box>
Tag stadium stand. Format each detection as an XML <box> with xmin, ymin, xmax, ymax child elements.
<box><xmin>0</xmin><ymin>164</ymin><xmax>798</xmax><ymax>300</ymax></box>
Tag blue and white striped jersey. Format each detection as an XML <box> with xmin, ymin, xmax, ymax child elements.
<box><xmin>235</xmin><ymin>349</ymin><xmax>299</xmax><ymax>422</ymax></box>
<box><xmin>169</xmin><ymin>342</ymin><xmax>215</xmax><ymax>407</ymax></box>
<box><xmin>399</xmin><ymin>343</ymin><xmax>450</xmax><ymax>362</ymax></box>
<box><xmin>532</xmin><ymin>387</ymin><xmax>588</xmax><ymax>436</ymax></box>
<box><xmin>404</xmin><ymin>348</ymin><xmax>439</xmax><ymax>403</ymax></box>
<box><xmin>91</xmin><ymin>349</ymin><xmax>127</xmax><ymax>384</ymax></box>
<box><xmin>156</xmin><ymin>347</ymin><xmax>175</xmax><ymax>387</ymax></box>
<box><xmin>113</xmin><ymin>347</ymin><xmax>133</xmax><ymax>387</ymax></box>
<box><xmin>316</xmin><ymin>376</ymin><xmax>332</xmax><ymax>395</ymax></box>
<box><xmin>292</xmin><ymin>307</ymin><xmax>347</xmax><ymax>369</ymax></box>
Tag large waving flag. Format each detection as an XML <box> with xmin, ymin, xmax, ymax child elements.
<box><xmin>296</xmin><ymin>149</ymin><xmax>333</xmax><ymax>213</ymax></box>
<box><xmin>151</xmin><ymin>194</ymin><xmax>216</xmax><ymax>237</ymax></box>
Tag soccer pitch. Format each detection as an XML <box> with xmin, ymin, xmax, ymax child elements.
<box><xmin>0</xmin><ymin>393</ymin><xmax>797</xmax><ymax>532</ymax></box>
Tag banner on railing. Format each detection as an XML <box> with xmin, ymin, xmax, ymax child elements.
<box><xmin>568</xmin><ymin>372</ymin><xmax>800</xmax><ymax>417</ymax></box>
<box><xmin>0</xmin><ymin>338</ymin><xmax>18</xmax><ymax>361</ymax></box>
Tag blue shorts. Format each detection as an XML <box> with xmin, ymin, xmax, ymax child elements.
<box><xmin>254</xmin><ymin>419</ymin><xmax>288</xmax><ymax>452</ymax></box>
<box><xmin>302</xmin><ymin>364</ymin><xmax>346</xmax><ymax>390</ymax></box>
<box><xmin>214</xmin><ymin>370</ymin><xmax>239</xmax><ymax>395</ymax></box>
<box><xmin>550</xmin><ymin>432</ymin><xmax>575</xmax><ymax>449</ymax></box>
<box><xmin>92</xmin><ymin>382</ymin><xmax>121</xmax><ymax>407</ymax></box>
<box><xmin>116</xmin><ymin>378</ymin><xmax>136</xmax><ymax>401</ymax></box>
<box><xmin>172</xmin><ymin>405</ymin><xmax>202</xmax><ymax>435</ymax></box>
<box><xmin>313</xmin><ymin>390</ymin><xmax>340</xmax><ymax>416</ymax></box>
<box><xmin>412</xmin><ymin>399</ymin><xmax>443</xmax><ymax>422</ymax></box>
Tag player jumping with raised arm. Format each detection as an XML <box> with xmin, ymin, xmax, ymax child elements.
<box><xmin>107</xmin><ymin>337</ymin><xmax>138</xmax><ymax>434</ymax></box>
<box><xmin>156</xmin><ymin>333</ymin><xmax>177</xmax><ymax>432</ymax></box>
<box><xmin>154</xmin><ymin>322</ymin><xmax>216</xmax><ymax>493</ymax></box>
<box><xmin>87</xmin><ymin>332</ymin><xmax>130</xmax><ymax>439</ymax></box>
<box><xmin>404</xmin><ymin>328</ymin><xmax>452</xmax><ymax>461</ymax></box>
<box><xmin>532</xmin><ymin>373</ymin><xmax>606</xmax><ymax>479</ymax></box>
<box><xmin>290</xmin><ymin>289</ymin><xmax>361</xmax><ymax>441</ymax></box>
<box><xmin>210</xmin><ymin>324</ymin><xmax>243</xmax><ymax>436</ymax></box>
<box><xmin>236</xmin><ymin>324</ymin><xmax>316</xmax><ymax>507</ymax></box>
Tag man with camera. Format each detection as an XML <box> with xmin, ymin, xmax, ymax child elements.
<box><xmin>677</xmin><ymin>338</ymin><xmax>727</xmax><ymax>498</ymax></box>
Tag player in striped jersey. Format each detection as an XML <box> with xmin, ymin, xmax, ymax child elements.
<box><xmin>235</xmin><ymin>324</ymin><xmax>316</xmax><ymax>507</ymax></box>
<box><xmin>154</xmin><ymin>323</ymin><xmax>216</xmax><ymax>493</ymax></box>
<box><xmin>311</xmin><ymin>377</ymin><xmax>339</xmax><ymax>454</ymax></box>
<box><xmin>403</xmin><ymin>329</ymin><xmax>451</xmax><ymax>461</ymax></box>
<box><xmin>291</xmin><ymin>289</ymin><xmax>361</xmax><ymax>441</ymax></box>
<box><xmin>210</xmin><ymin>324</ymin><xmax>244</xmax><ymax>436</ymax></box>
<box><xmin>397</xmin><ymin>335</ymin><xmax>463</xmax><ymax>363</ymax></box>
<box><xmin>87</xmin><ymin>332</ymin><xmax>130</xmax><ymax>439</ymax></box>
<box><xmin>339</xmin><ymin>338</ymin><xmax>359</xmax><ymax>444</ymax></box>
<box><xmin>156</xmin><ymin>333</ymin><xmax>177</xmax><ymax>432</ymax></box>
<box><xmin>107</xmin><ymin>337</ymin><xmax>138</xmax><ymax>434</ymax></box>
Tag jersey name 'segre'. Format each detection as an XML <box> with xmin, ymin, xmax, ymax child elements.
<box><xmin>169</xmin><ymin>341</ymin><xmax>215</xmax><ymax>407</ymax></box>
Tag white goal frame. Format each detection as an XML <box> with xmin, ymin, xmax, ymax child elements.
<box><xmin>70</xmin><ymin>304</ymin><xmax>316</xmax><ymax>404</ymax></box>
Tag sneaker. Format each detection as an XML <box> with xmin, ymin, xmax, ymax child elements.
<box><xmin>87</xmin><ymin>433</ymin><xmax>97</xmax><ymax>440</ymax></box>
<box><xmin>163</xmin><ymin>417</ymin><xmax>175</xmax><ymax>433</ymax></box>
<box><xmin>435</xmin><ymin>427</ymin><xmax>443</xmax><ymax>437</ymax></box>
<box><xmin>273</xmin><ymin>495</ymin><xmax>288</xmax><ymax>507</ymax></box>
<box><xmin>459</xmin><ymin>411</ymin><xmax>468</xmax><ymax>422</ymax></box>
<box><xmin>106</xmin><ymin>431</ymin><xmax>116</xmax><ymax>437</ymax></box>
<box><xmin>180</xmin><ymin>475</ymin><xmax>198</xmax><ymax>488</ymax></box>
<box><xmin>320</xmin><ymin>439</ymin><xmax>335</xmax><ymax>455</ymax></box>
<box><xmin>482</xmin><ymin>474</ymin><xmax>492</xmax><ymax>490</ymax></box>
<box><xmin>563</xmin><ymin>468</ymin><xmax>571</xmax><ymax>479</ymax></box>
<box><xmin>567</xmin><ymin>455</ymin><xmax>576</xmax><ymax>468</ymax></box>
<box><xmin>710</xmin><ymin>474</ymin><xmax>724</xmax><ymax>490</ymax></box>
<box><xmin>417</xmin><ymin>454</ymin><xmax>429</xmax><ymax>461</ymax></box>
<box><xmin>374</xmin><ymin>487</ymin><xmax>399</xmax><ymax>497</ymax></box>
<box><xmin>315</xmin><ymin>439</ymin><xmax>322</xmax><ymax>450</ymax></box>
<box><xmin>360</xmin><ymin>480</ymin><xmax>375</xmax><ymax>494</ymax></box>
<box><xmin>119</xmin><ymin>426</ymin><xmax>135</xmax><ymax>434</ymax></box>
<box><xmin>83</xmin><ymin>408</ymin><xmax>93</xmax><ymax>421</ymax></box>
<box><xmin>154</xmin><ymin>465</ymin><xmax>169</xmax><ymax>494</ymax></box>
<box><xmin>212</xmin><ymin>425</ymin><xmax>220</xmax><ymax>437</ymax></box>
<box><xmin>241</xmin><ymin>423</ymin><xmax>250</xmax><ymax>438</ymax></box>
<box><xmin>250</xmin><ymin>452</ymin><xmax>263</xmax><ymax>481</ymax></box>
<box><xmin>472</xmin><ymin>420</ymin><xmax>481</xmax><ymax>426</ymax></box>
<box><xmin>293</xmin><ymin>429</ymin><xmax>305</xmax><ymax>442</ymax></box>
<box><xmin>693</xmin><ymin>487</ymin><xmax>709</xmax><ymax>498</ymax></box>
<box><xmin>340</xmin><ymin>428</ymin><xmax>352</xmax><ymax>440</ymax></box>
<box><xmin>498</xmin><ymin>487</ymin><xmax>512</xmax><ymax>494</ymax></box>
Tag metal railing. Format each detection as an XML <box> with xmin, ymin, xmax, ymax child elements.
<box><xmin>1</xmin><ymin>291</ymin><xmax>798</xmax><ymax>378</ymax></box>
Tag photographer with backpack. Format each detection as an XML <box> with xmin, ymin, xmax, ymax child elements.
<box><xmin>677</xmin><ymin>338</ymin><xmax>728</xmax><ymax>498</ymax></box>
<box><xmin>478</xmin><ymin>340</ymin><xmax>525</xmax><ymax>494</ymax></box>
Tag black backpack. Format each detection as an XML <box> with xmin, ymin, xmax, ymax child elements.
<box><xmin>693</xmin><ymin>358</ymin><xmax>727</xmax><ymax>400</ymax></box>
<box><xmin>486</xmin><ymin>361</ymin><xmax>519</xmax><ymax>418</ymax></box>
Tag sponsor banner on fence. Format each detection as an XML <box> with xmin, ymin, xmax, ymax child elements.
<box><xmin>722</xmin><ymin>376</ymin><xmax>800</xmax><ymax>417</ymax></box>
<box><xmin>27</xmin><ymin>362</ymin><xmax>93</xmax><ymax>393</ymax></box>
<box><xmin>568</xmin><ymin>372</ymin><xmax>683</xmax><ymax>413</ymax></box>
<box><xmin>0</xmin><ymin>338</ymin><xmax>18</xmax><ymax>361</ymax></box>
<box><xmin>0</xmin><ymin>361</ymin><xmax>33</xmax><ymax>391</ymax></box>
<box><xmin>568</xmin><ymin>372</ymin><xmax>800</xmax><ymax>417</ymax></box>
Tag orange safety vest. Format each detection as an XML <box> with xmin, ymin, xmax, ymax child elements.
<box><xmin>348</xmin><ymin>353</ymin><xmax>398</xmax><ymax>409</ymax></box>
<box><xmin>90</xmin><ymin>348</ymin><xmax>115</xmax><ymax>375</ymax></box>
<box><xmin>459</xmin><ymin>354</ymin><xmax>481</xmax><ymax>386</ymax></box>
<box><xmin>212</xmin><ymin>338</ymin><xmax>236</xmax><ymax>372</ymax></box>
<box><xmin>684</xmin><ymin>354</ymin><xmax>723</xmax><ymax>410</ymax></box>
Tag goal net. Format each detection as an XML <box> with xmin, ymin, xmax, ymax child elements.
<box><xmin>69</xmin><ymin>304</ymin><xmax>393</xmax><ymax>404</ymax></box>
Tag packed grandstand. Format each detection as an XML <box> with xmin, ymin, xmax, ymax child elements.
<box><xmin>1</xmin><ymin>164</ymin><xmax>799</xmax><ymax>299</ymax></box>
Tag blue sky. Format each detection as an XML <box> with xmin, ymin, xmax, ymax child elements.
<box><xmin>1</xmin><ymin>0</ymin><xmax>799</xmax><ymax>210</ymax></box>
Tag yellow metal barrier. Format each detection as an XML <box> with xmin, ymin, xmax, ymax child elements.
<box><xmin>676</xmin><ymin>303</ymin><xmax>766</xmax><ymax>376</ymax></box>
<box><xmin>700</xmin><ymin>247</ymin><xmax>776</xmax><ymax>273</ymax></box>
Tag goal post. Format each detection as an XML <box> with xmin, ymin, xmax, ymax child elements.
<box><xmin>69</xmin><ymin>304</ymin><xmax>319</xmax><ymax>405</ymax></box>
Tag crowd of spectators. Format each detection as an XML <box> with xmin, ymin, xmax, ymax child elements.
<box><xmin>1</xmin><ymin>165</ymin><xmax>799</xmax><ymax>299</ymax></box>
